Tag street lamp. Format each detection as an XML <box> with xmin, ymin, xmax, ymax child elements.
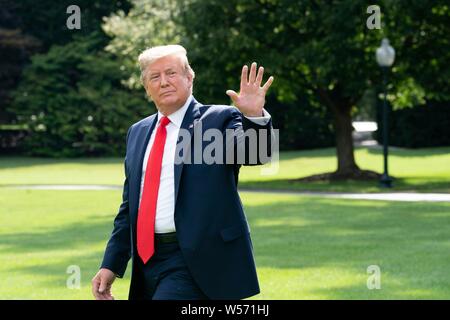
<box><xmin>376</xmin><ymin>38</ymin><xmax>395</xmax><ymax>188</ymax></box>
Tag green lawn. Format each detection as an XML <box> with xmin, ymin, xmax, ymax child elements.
<box><xmin>1</xmin><ymin>189</ymin><xmax>449</xmax><ymax>299</ymax></box>
<box><xmin>1</xmin><ymin>146</ymin><xmax>449</xmax><ymax>192</ymax></box>
<box><xmin>240</xmin><ymin>146</ymin><xmax>450</xmax><ymax>193</ymax></box>
<box><xmin>0</xmin><ymin>147</ymin><xmax>449</xmax><ymax>299</ymax></box>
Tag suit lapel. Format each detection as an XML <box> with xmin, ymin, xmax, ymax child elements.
<box><xmin>174</xmin><ymin>99</ymin><xmax>202</xmax><ymax>205</ymax></box>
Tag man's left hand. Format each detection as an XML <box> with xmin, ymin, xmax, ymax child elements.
<box><xmin>226</xmin><ymin>62</ymin><xmax>274</xmax><ymax>117</ymax></box>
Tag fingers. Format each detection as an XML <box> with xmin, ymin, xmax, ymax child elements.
<box><xmin>236</xmin><ymin>62</ymin><xmax>274</xmax><ymax>97</ymax></box>
<box><xmin>255</xmin><ymin>66</ymin><xmax>264</xmax><ymax>87</ymax></box>
<box><xmin>262</xmin><ymin>76</ymin><xmax>274</xmax><ymax>92</ymax></box>
<box><xmin>242</xmin><ymin>62</ymin><xmax>271</xmax><ymax>87</ymax></box>
<box><xmin>99</xmin><ymin>287</ymin><xmax>114</xmax><ymax>300</ymax></box>
<box><xmin>95</xmin><ymin>283</ymin><xmax>113</xmax><ymax>300</ymax></box>
<box><xmin>226</xmin><ymin>89</ymin><xmax>239</xmax><ymax>106</ymax></box>
<box><xmin>92</xmin><ymin>277</ymin><xmax>105</xmax><ymax>300</ymax></box>
<box><xmin>92</xmin><ymin>273</ymin><xmax>114</xmax><ymax>300</ymax></box>
<box><xmin>92</xmin><ymin>277</ymin><xmax>100</xmax><ymax>299</ymax></box>
<box><xmin>240</xmin><ymin>65</ymin><xmax>248</xmax><ymax>88</ymax></box>
<box><xmin>248</xmin><ymin>62</ymin><xmax>257</xmax><ymax>83</ymax></box>
<box><xmin>226</xmin><ymin>90</ymin><xmax>239</xmax><ymax>102</ymax></box>
<box><xmin>99</xmin><ymin>279</ymin><xmax>107</xmax><ymax>294</ymax></box>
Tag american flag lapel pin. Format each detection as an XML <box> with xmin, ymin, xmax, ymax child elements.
<box><xmin>189</xmin><ymin>119</ymin><xmax>198</xmax><ymax>129</ymax></box>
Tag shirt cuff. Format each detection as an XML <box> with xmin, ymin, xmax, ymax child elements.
<box><xmin>244</xmin><ymin>108</ymin><xmax>271</xmax><ymax>126</ymax></box>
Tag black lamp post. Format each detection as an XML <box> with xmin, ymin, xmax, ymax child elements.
<box><xmin>376</xmin><ymin>38</ymin><xmax>395</xmax><ymax>188</ymax></box>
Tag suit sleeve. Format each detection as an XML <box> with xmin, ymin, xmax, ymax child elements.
<box><xmin>224</xmin><ymin>107</ymin><xmax>273</xmax><ymax>166</ymax></box>
<box><xmin>100</xmin><ymin>127</ymin><xmax>132</xmax><ymax>278</ymax></box>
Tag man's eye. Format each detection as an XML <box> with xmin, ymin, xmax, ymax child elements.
<box><xmin>150</xmin><ymin>75</ymin><xmax>159</xmax><ymax>81</ymax></box>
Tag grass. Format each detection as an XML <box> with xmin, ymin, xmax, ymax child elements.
<box><xmin>1</xmin><ymin>146</ymin><xmax>449</xmax><ymax>192</ymax></box>
<box><xmin>0</xmin><ymin>147</ymin><xmax>449</xmax><ymax>299</ymax></box>
<box><xmin>240</xmin><ymin>146</ymin><xmax>450</xmax><ymax>193</ymax></box>
<box><xmin>1</xmin><ymin>189</ymin><xmax>449</xmax><ymax>299</ymax></box>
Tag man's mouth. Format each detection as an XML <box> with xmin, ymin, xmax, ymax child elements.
<box><xmin>160</xmin><ymin>91</ymin><xmax>175</xmax><ymax>97</ymax></box>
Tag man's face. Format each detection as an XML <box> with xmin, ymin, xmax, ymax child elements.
<box><xmin>144</xmin><ymin>55</ymin><xmax>193</xmax><ymax>114</ymax></box>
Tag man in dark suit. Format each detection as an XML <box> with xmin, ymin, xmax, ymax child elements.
<box><xmin>91</xmin><ymin>45</ymin><xmax>274</xmax><ymax>300</ymax></box>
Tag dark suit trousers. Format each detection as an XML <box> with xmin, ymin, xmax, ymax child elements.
<box><xmin>135</xmin><ymin>240</ymin><xmax>209</xmax><ymax>300</ymax></box>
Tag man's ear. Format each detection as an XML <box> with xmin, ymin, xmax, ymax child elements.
<box><xmin>187</xmin><ymin>73</ymin><xmax>193</xmax><ymax>90</ymax></box>
<box><xmin>143</xmin><ymin>85</ymin><xmax>153</xmax><ymax>102</ymax></box>
<box><xmin>143</xmin><ymin>83</ymin><xmax>151</xmax><ymax>98</ymax></box>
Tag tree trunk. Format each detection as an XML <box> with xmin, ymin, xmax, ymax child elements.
<box><xmin>331</xmin><ymin>104</ymin><xmax>359</xmax><ymax>176</ymax></box>
<box><xmin>307</xmin><ymin>87</ymin><xmax>380</xmax><ymax>181</ymax></box>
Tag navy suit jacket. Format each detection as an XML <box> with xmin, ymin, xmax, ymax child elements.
<box><xmin>101</xmin><ymin>97</ymin><xmax>273</xmax><ymax>300</ymax></box>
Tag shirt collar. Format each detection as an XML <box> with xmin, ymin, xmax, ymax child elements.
<box><xmin>157</xmin><ymin>95</ymin><xmax>193</xmax><ymax>128</ymax></box>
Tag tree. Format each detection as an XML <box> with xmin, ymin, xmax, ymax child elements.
<box><xmin>385</xmin><ymin>1</ymin><xmax>449</xmax><ymax>107</ymax></box>
<box><xmin>174</xmin><ymin>0</ymin><xmax>449</xmax><ymax>179</ymax></box>
<box><xmin>10</xmin><ymin>34</ymin><xmax>149</xmax><ymax>157</ymax></box>
<box><xmin>2</xmin><ymin>0</ymin><xmax>131</xmax><ymax>50</ymax></box>
<box><xmin>0</xmin><ymin>1</ymin><xmax>41</xmax><ymax>123</ymax></box>
<box><xmin>102</xmin><ymin>0</ymin><xmax>181</xmax><ymax>90</ymax></box>
<box><xmin>5</xmin><ymin>0</ymin><xmax>143</xmax><ymax>156</ymax></box>
<box><xmin>103</xmin><ymin>0</ymin><xmax>336</xmax><ymax>151</ymax></box>
<box><xmin>174</xmin><ymin>0</ymin><xmax>379</xmax><ymax>178</ymax></box>
<box><xmin>1</xmin><ymin>0</ymin><xmax>132</xmax><ymax>124</ymax></box>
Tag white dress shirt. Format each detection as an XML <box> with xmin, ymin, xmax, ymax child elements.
<box><xmin>139</xmin><ymin>95</ymin><xmax>271</xmax><ymax>233</ymax></box>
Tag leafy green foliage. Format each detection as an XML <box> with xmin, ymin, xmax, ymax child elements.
<box><xmin>102</xmin><ymin>0</ymin><xmax>181</xmax><ymax>90</ymax></box>
<box><xmin>10</xmin><ymin>34</ymin><xmax>150</xmax><ymax>157</ymax></box>
<box><xmin>0</xmin><ymin>0</ymin><xmax>132</xmax><ymax>125</ymax></box>
<box><xmin>385</xmin><ymin>0</ymin><xmax>450</xmax><ymax>105</ymax></box>
<box><xmin>104</xmin><ymin>0</ymin><xmax>336</xmax><ymax>150</ymax></box>
<box><xmin>6</xmin><ymin>0</ymin><xmax>449</xmax><ymax>158</ymax></box>
<box><xmin>4</xmin><ymin>0</ymin><xmax>132</xmax><ymax>50</ymax></box>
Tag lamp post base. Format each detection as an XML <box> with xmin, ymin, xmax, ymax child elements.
<box><xmin>379</xmin><ymin>174</ymin><xmax>393</xmax><ymax>188</ymax></box>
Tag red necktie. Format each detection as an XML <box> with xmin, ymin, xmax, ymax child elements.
<box><xmin>137</xmin><ymin>116</ymin><xmax>171</xmax><ymax>264</ymax></box>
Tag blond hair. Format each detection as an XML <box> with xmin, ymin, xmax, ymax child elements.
<box><xmin>138</xmin><ymin>44</ymin><xmax>195</xmax><ymax>86</ymax></box>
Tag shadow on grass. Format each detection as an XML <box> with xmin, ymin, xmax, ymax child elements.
<box><xmin>2</xmin><ymin>194</ymin><xmax>450</xmax><ymax>298</ymax></box>
<box><xmin>366</xmin><ymin>146</ymin><xmax>450</xmax><ymax>157</ymax></box>
<box><xmin>240</xmin><ymin>178</ymin><xmax>450</xmax><ymax>193</ymax></box>
<box><xmin>0</xmin><ymin>157</ymin><xmax>123</xmax><ymax>170</ymax></box>
<box><xmin>0</xmin><ymin>216</ymin><xmax>115</xmax><ymax>254</ymax></box>
<box><xmin>306</xmin><ymin>282</ymin><xmax>446</xmax><ymax>299</ymax></box>
<box><xmin>0</xmin><ymin>216</ymin><xmax>118</xmax><ymax>286</ymax></box>
<box><xmin>245</xmin><ymin>196</ymin><xmax>450</xmax><ymax>298</ymax></box>
<box><xmin>0</xmin><ymin>216</ymin><xmax>127</xmax><ymax>292</ymax></box>
<box><xmin>247</xmin><ymin>197</ymin><xmax>450</xmax><ymax>268</ymax></box>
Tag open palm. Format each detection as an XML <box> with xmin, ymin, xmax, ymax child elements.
<box><xmin>226</xmin><ymin>62</ymin><xmax>274</xmax><ymax>117</ymax></box>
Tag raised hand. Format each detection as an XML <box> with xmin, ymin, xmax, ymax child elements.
<box><xmin>226</xmin><ymin>62</ymin><xmax>274</xmax><ymax>117</ymax></box>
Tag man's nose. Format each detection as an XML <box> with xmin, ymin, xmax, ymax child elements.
<box><xmin>160</xmin><ymin>74</ymin><xmax>169</xmax><ymax>87</ymax></box>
